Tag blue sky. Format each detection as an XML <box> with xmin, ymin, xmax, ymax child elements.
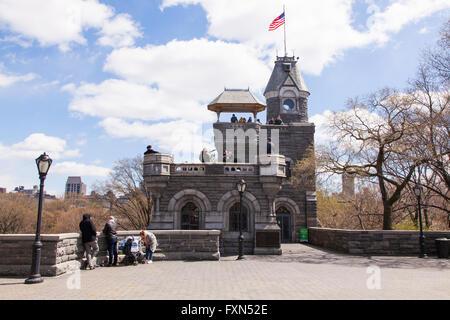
<box><xmin>0</xmin><ymin>0</ymin><xmax>448</xmax><ymax>197</ymax></box>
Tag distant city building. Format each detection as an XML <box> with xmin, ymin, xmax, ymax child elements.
<box><xmin>14</xmin><ymin>185</ymin><xmax>39</xmax><ymax>195</ymax></box>
<box><xmin>342</xmin><ymin>173</ymin><xmax>355</xmax><ymax>196</ymax></box>
<box><xmin>65</xmin><ymin>176</ymin><xmax>87</xmax><ymax>198</ymax></box>
<box><xmin>10</xmin><ymin>185</ymin><xmax>55</xmax><ymax>200</ymax></box>
<box><xmin>0</xmin><ymin>187</ymin><xmax>6</xmax><ymax>194</ymax></box>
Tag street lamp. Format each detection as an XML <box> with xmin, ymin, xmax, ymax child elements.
<box><xmin>25</xmin><ymin>152</ymin><xmax>52</xmax><ymax>284</ymax></box>
<box><xmin>413</xmin><ymin>183</ymin><xmax>427</xmax><ymax>258</ymax></box>
<box><xmin>236</xmin><ymin>179</ymin><xmax>247</xmax><ymax>260</ymax></box>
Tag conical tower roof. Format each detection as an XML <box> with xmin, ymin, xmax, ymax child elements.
<box><xmin>264</xmin><ymin>56</ymin><xmax>309</xmax><ymax>95</ymax></box>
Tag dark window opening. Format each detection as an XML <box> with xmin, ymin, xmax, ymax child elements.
<box><xmin>229</xmin><ymin>202</ymin><xmax>248</xmax><ymax>232</ymax></box>
<box><xmin>181</xmin><ymin>202</ymin><xmax>200</xmax><ymax>230</ymax></box>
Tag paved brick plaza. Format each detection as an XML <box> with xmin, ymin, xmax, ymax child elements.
<box><xmin>1</xmin><ymin>244</ymin><xmax>449</xmax><ymax>300</ymax></box>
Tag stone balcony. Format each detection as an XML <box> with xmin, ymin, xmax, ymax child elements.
<box><xmin>143</xmin><ymin>153</ymin><xmax>286</xmax><ymax>178</ymax></box>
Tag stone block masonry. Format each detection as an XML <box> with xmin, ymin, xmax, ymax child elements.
<box><xmin>0</xmin><ymin>230</ymin><xmax>220</xmax><ymax>277</ymax></box>
<box><xmin>309</xmin><ymin>227</ymin><xmax>450</xmax><ymax>256</ymax></box>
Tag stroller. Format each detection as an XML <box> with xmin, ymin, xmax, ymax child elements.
<box><xmin>122</xmin><ymin>236</ymin><xmax>145</xmax><ymax>266</ymax></box>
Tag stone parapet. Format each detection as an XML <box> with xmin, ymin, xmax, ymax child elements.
<box><xmin>0</xmin><ymin>230</ymin><xmax>221</xmax><ymax>277</ymax></box>
<box><xmin>309</xmin><ymin>227</ymin><xmax>450</xmax><ymax>256</ymax></box>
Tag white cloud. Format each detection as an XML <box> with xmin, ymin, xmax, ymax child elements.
<box><xmin>161</xmin><ymin>0</ymin><xmax>450</xmax><ymax>75</ymax></box>
<box><xmin>52</xmin><ymin>161</ymin><xmax>111</xmax><ymax>177</ymax></box>
<box><xmin>0</xmin><ymin>72</ymin><xmax>36</xmax><ymax>87</ymax></box>
<box><xmin>103</xmin><ymin>39</ymin><xmax>271</xmax><ymax>101</ymax></box>
<box><xmin>97</xmin><ymin>13</ymin><xmax>142</xmax><ymax>48</ymax></box>
<box><xmin>0</xmin><ymin>35</ymin><xmax>32</xmax><ymax>48</ymax></box>
<box><xmin>99</xmin><ymin>118</ymin><xmax>209</xmax><ymax>160</ymax></box>
<box><xmin>64</xmin><ymin>38</ymin><xmax>270</xmax><ymax>156</ymax></box>
<box><xmin>0</xmin><ymin>0</ymin><xmax>141</xmax><ymax>51</ymax></box>
<box><xmin>65</xmin><ymin>78</ymin><xmax>210</xmax><ymax>122</ymax></box>
<box><xmin>0</xmin><ymin>133</ymin><xmax>80</xmax><ymax>160</ymax></box>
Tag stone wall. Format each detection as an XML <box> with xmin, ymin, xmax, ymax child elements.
<box><xmin>309</xmin><ymin>227</ymin><xmax>450</xmax><ymax>256</ymax></box>
<box><xmin>0</xmin><ymin>233</ymin><xmax>83</xmax><ymax>277</ymax></box>
<box><xmin>0</xmin><ymin>230</ymin><xmax>220</xmax><ymax>277</ymax></box>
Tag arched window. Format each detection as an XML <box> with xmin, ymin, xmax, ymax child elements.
<box><xmin>283</xmin><ymin>99</ymin><xmax>295</xmax><ymax>110</ymax></box>
<box><xmin>229</xmin><ymin>202</ymin><xmax>248</xmax><ymax>232</ymax></box>
<box><xmin>181</xmin><ymin>202</ymin><xmax>199</xmax><ymax>230</ymax></box>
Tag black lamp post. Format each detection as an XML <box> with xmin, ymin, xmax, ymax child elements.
<box><xmin>236</xmin><ymin>179</ymin><xmax>247</xmax><ymax>260</ymax></box>
<box><xmin>413</xmin><ymin>183</ymin><xmax>427</xmax><ymax>258</ymax></box>
<box><xmin>25</xmin><ymin>152</ymin><xmax>52</xmax><ymax>284</ymax></box>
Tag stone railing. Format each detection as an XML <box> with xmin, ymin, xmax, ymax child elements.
<box><xmin>0</xmin><ymin>230</ymin><xmax>220</xmax><ymax>277</ymax></box>
<box><xmin>309</xmin><ymin>227</ymin><xmax>450</xmax><ymax>256</ymax></box>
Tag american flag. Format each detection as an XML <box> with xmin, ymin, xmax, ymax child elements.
<box><xmin>268</xmin><ymin>12</ymin><xmax>285</xmax><ymax>31</ymax></box>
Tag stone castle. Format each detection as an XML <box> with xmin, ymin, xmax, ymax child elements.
<box><xmin>144</xmin><ymin>55</ymin><xmax>317</xmax><ymax>254</ymax></box>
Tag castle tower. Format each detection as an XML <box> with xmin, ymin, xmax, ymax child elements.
<box><xmin>264</xmin><ymin>56</ymin><xmax>310</xmax><ymax>124</ymax></box>
<box><xmin>264</xmin><ymin>56</ymin><xmax>318</xmax><ymax>240</ymax></box>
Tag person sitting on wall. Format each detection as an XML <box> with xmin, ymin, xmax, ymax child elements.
<box><xmin>238</xmin><ymin>117</ymin><xmax>244</xmax><ymax>123</ymax></box>
<box><xmin>247</xmin><ymin>117</ymin><xmax>252</xmax><ymax>123</ymax></box>
<box><xmin>231</xmin><ymin>114</ymin><xmax>238</xmax><ymax>123</ymax></box>
<box><xmin>275</xmin><ymin>115</ymin><xmax>284</xmax><ymax>125</ymax></box>
<box><xmin>144</xmin><ymin>145</ymin><xmax>159</xmax><ymax>155</ymax></box>
<box><xmin>256</xmin><ymin>119</ymin><xmax>261</xmax><ymax>124</ymax></box>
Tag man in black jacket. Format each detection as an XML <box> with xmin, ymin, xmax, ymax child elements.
<box><xmin>103</xmin><ymin>216</ymin><xmax>118</xmax><ymax>266</ymax></box>
<box><xmin>79</xmin><ymin>213</ymin><xmax>99</xmax><ymax>270</ymax></box>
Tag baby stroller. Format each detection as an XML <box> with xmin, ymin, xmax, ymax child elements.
<box><xmin>122</xmin><ymin>236</ymin><xmax>145</xmax><ymax>266</ymax></box>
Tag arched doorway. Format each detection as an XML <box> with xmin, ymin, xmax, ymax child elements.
<box><xmin>228</xmin><ymin>202</ymin><xmax>249</xmax><ymax>232</ymax></box>
<box><xmin>276</xmin><ymin>206</ymin><xmax>291</xmax><ymax>243</ymax></box>
<box><xmin>181</xmin><ymin>202</ymin><xmax>200</xmax><ymax>230</ymax></box>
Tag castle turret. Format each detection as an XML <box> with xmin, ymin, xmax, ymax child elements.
<box><xmin>264</xmin><ymin>56</ymin><xmax>310</xmax><ymax>124</ymax></box>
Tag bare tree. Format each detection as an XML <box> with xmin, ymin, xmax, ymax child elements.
<box><xmin>0</xmin><ymin>194</ymin><xmax>35</xmax><ymax>233</ymax></box>
<box><xmin>318</xmin><ymin>88</ymin><xmax>424</xmax><ymax>230</ymax></box>
<box><xmin>423</xmin><ymin>19</ymin><xmax>450</xmax><ymax>84</ymax></box>
<box><xmin>94</xmin><ymin>155</ymin><xmax>154</xmax><ymax>230</ymax></box>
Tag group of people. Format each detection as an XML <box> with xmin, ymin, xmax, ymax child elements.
<box><xmin>79</xmin><ymin>214</ymin><xmax>157</xmax><ymax>270</ymax></box>
<box><xmin>230</xmin><ymin>114</ymin><xmax>262</xmax><ymax>124</ymax></box>
<box><xmin>230</xmin><ymin>114</ymin><xmax>283</xmax><ymax>125</ymax></box>
<box><xmin>267</xmin><ymin>115</ymin><xmax>284</xmax><ymax>125</ymax></box>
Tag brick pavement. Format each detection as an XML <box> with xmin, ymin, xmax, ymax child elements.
<box><xmin>1</xmin><ymin>244</ymin><xmax>449</xmax><ymax>300</ymax></box>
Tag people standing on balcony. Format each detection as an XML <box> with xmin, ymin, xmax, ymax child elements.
<box><xmin>144</xmin><ymin>145</ymin><xmax>159</xmax><ymax>155</ymax></box>
<box><xmin>275</xmin><ymin>115</ymin><xmax>284</xmax><ymax>125</ymax></box>
<box><xmin>268</xmin><ymin>117</ymin><xmax>275</xmax><ymax>124</ymax></box>
<box><xmin>223</xmin><ymin>150</ymin><xmax>232</xmax><ymax>162</ymax></box>
<box><xmin>103</xmin><ymin>216</ymin><xmax>118</xmax><ymax>266</ymax></box>
<box><xmin>256</xmin><ymin>119</ymin><xmax>261</xmax><ymax>124</ymax></box>
<box><xmin>79</xmin><ymin>213</ymin><xmax>99</xmax><ymax>270</ymax></box>
<box><xmin>231</xmin><ymin>114</ymin><xmax>238</xmax><ymax>123</ymax></box>
<box><xmin>248</xmin><ymin>117</ymin><xmax>253</xmax><ymax>123</ymax></box>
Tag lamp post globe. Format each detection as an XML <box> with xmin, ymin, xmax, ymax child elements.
<box><xmin>25</xmin><ymin>152</ymin><xmax>52</xmax><ymax>284</ymax></box>
<box><xmin>236</xmin><ymin>179</ymin><xmax>247</xmax><ymax>260</ymax></box>
<box><xmin>413</xmin><ymin>183</ymin><xmax>427</xmax><ymax>258</ymax></box>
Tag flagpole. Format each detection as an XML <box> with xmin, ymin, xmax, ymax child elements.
<box><xmin>283</xmin><ymin>4</ymin><xmax>287</xmax><ymax>56</ymax></box>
